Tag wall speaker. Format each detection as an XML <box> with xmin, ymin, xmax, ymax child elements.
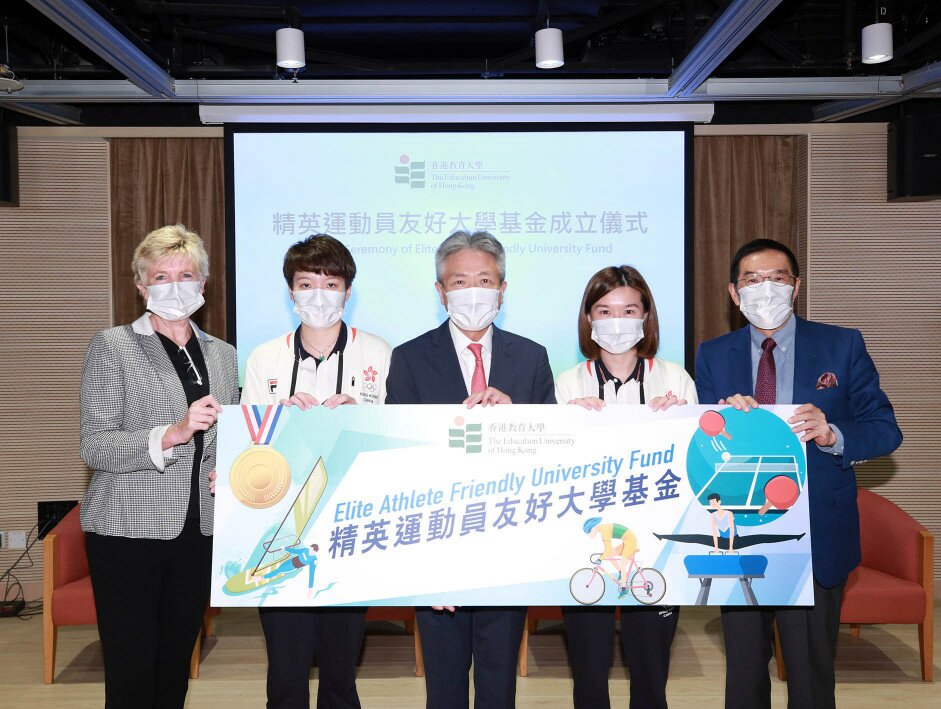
<box><xmin>888</xmin><ymin>107</ymin><xmax>941</xmax><ymax>202</ymax></box>
<box><xmin>0</xmin><ymin>123</ymin><xmax>18</xmax><ymax>207</ymax></box>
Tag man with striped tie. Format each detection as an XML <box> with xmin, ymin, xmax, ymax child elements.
<box><xmin>695</xmin><ymin>238</ymin><xmax>902</xmax><ymax>709</ymax></box>
<box><xmin>386</xmin><ymin>230</ymin><xmax>555</xmax><ymax>709</ymax></box>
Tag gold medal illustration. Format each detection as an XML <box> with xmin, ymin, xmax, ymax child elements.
<box><xmin>230</xmin><ymin>444</ymin><xmax>291</xmax><ymax>509</ymax></box>
<box><xmin>231</xmin><ymin>404</ymin><xmax>291</xmax><ymax>509</ymax></box>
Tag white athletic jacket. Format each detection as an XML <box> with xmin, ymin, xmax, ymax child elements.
<box><xmin>241</xmin><ymin>324</ymin><xmax>392</xmax><ymax>406</ymax></box>
<box><xmin>554</xmin><ymin>357</ymin><xmax>698</xmax><ymax>406</ymax></box>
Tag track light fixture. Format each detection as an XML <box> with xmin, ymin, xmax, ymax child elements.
<box><xmin>861</xmin><ymin>3</ymin><xmax>892</xmax><ymax>65</ymax></box>
<box><xmin>276</xmin><ymin>27</ymin><xmax>306</xmax><ymax>81</ymax></box>
<box><xmin>535</xmin><ymin>26</ymin><xmax>564</xmax><ymax>69</ymax></box>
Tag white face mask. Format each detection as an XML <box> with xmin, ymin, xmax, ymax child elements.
<box><xmin>293</xmin><ymin>288</ymin><xmax>346</xmax><ymax>329</ymax></box>
<box><xmin>737</xmin><ymin>280</ymin><xmax>795</xmax><ymax>330</ymax></box>
<box><xmin>590</xmin><ymin>317</ymin><xmax>645</xmax><ymax>355</ymax></box>
<box><xmin>146</xmin><ymin>280</ymin><xmax>204</xmax><ymax>322</ymax></box>
<box><xmin>445</xmin><ymin>286</ymin><xmax>501</xmax><ymax>332</ymax></box>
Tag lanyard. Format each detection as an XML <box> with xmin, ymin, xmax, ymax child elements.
<box><xmin>289</xmin><ymin>335</ymin><xmax>344</xmax><ymax>398</ymax></box>
<box><xmin>597</xmin><ymin>358</ymin><xmax>645</xmax><ymax>405</ymax></box>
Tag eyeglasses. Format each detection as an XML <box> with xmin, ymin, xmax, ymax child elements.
<box><xmin>737</xmin><ymin>272</ymin><xmax>796</xmax><ymax>287</ymax></box>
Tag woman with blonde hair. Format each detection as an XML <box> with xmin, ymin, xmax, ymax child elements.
<box><xmin>79</xmin><ymin>224</ymin><xmax>239</xmax><ymax>708</ymax></box>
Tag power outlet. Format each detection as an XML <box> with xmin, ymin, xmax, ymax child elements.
<box><xmin>0</xmin><ymin>531</ymin><xmax>27</xmax><ymax>550</ymax></box>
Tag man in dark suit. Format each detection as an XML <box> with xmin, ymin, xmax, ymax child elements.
<box><xmin>386</xmin><ymin>230</ymin><xmax>555</xmax><ymax>709</ymax></box>
<box><xmin>695</xmin><ymin>238</ymin><xmax>902</xmax><ymax>709</ymax></box>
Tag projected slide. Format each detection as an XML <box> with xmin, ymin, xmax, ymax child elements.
<box><xmin>231</xmin><ymin>127</ymin><xmax>687</xmax><ymax>383</ymax></box>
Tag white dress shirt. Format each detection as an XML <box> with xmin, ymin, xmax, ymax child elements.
<box><xmin>448</xmin><ymin>320</ymin><xmax>493</xmax><ymax>395</ymax></box>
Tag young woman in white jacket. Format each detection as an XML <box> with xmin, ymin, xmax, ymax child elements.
<box><xmin>241</xmin><ymin>234</ymin><xmax>391</xmax><ymax>709</ymax></box>
<box><xmin>557</xmin><ymin>265</ymin><xmax>696</xmax><ymax>709</ymax></box>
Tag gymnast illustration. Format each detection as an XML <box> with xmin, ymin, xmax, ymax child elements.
<box><xmin>655</xmin><ymin>493</ymin><xmax>805</xmax><ymax>551</ymax></box>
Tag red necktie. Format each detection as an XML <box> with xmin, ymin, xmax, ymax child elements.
<box><xmin>754</xmin><ymin>337</ymin><xmax>777</xmax><ymax>405</ymax></box>
<box><xmin>468</xmin><ymin>343</ymin><xmax>487</xmax><ymax>394</ymax></box>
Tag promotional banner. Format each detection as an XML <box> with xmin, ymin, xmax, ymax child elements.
<box><xmin>211</xmin><ymin>404</ymin><xmax>813</xmax><ymax>608</ymax></box>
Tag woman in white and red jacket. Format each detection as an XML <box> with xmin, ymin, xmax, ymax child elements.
<box><xmin>241</xmin><ymin>233</ymin><xmax>391</xmax><ymax>709</ymax></box>
<box><xmin>556</xmin><ymin>265</ymin><xmax>696</xmax><ymax>709</ymax></box>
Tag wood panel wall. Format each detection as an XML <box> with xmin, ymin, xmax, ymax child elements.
<box><xmin>0</xmin><ymin>138</ymin><xmax>112</xmax><ymax>594</ymax></box>
<box><xmin>795</xmin><ymin>136</ymin><xmax>808</xmax><ymax>319</ymax></box>
<box><xmin>804</xmin><ymin>128</ymin><xmax>941</xmax><ymax>576</ymax></box>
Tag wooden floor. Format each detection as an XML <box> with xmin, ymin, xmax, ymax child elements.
<box><xmin>2</xmin><ymin>605</ymin><xmax>936</xmax><ymax>707</ymax></box>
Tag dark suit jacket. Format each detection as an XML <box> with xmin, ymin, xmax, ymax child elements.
<box><xmin>695</xmin><ymin>317</ymin><xmax>902</xmax><ymax>588</ymax></box>
<box><xmin>386</xmin><ymin>321</ymin><xmax>556</xmax><ymax>405</ymax></box>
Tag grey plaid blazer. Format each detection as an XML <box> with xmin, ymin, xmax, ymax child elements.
<box><xmin>79</xmin><ymin>314</ymin><xmax>239</xmax><ymax>539</ymax></box>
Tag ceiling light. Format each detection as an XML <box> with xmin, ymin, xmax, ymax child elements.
<box><xmin>0</xmin><ymin>24</ymin><xmax>21</xmax><ymax>93</ymax></box>
<box><xmin>535</xmin><ymin>27</ymin><xmax>564</xmax><ymax>69</ymax></box>
<box><xmin>276</xmin><ymin>27</ymin><xmax>306</xmax><ymax>70</ymax></box>
<box><xmin>861</xmin><ymin>22</ymin><xmax>893</xmax><ymax>64</ymax></box>
<box><xmin>0</xmin><ymin>65</ymin><xmax>23</xmax><ymax>93</ymax></box>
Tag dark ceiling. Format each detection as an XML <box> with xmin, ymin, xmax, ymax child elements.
<box><xmin>1</xmin><ymin>1</ymin><xmax>940</xmax><ymax>124</ymax></box>
<box><xmin>4</xmin><ymin>1</ymin><xmax>939</xmax><ymax>79</ymax></box>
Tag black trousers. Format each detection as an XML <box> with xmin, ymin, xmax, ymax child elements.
<box><xmin>416</xmin><ymin>606</ymin><xmax>527</xmax><ymax>709</ymax></box>
<box><xmin>563</xmin><ymin>605</ymin><xmax>679</xmax><ymax>709</ymax></box>
<box><xmin>259</xmin><ymin>606</ymin><xmax>367</xmax><ymax>709</ymax></box>
<box><xmin>85</xmin><ymin>517</ymin><xmax>211</xmax><ymax>709</ymax></box>
<box><xmin>721</xmin><ymin>579</ymin><xmax>845</xmax><ymax>709</ymax></box>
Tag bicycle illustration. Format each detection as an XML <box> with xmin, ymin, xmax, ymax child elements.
<box><xmin>569</xmin><ymin>551</ymin><xmax>667</xmax><ymax>605</ymax></box>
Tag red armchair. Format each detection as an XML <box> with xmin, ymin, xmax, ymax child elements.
<box><xmin>43</xmin><ymin>505</ymin><xmax>215</xmax><ymax>683</ymax></box>
<box><xmin>775</xmin><ymin>488</ymin><xmax>934</xmax><ymax>682</ymax></box>
<box><xmin>43</xmin><ymin>506</ymin><xmax>96</xmax><ymax>684</ymax></box>
<box><xmin>841</xmin><ymin>488</ymin><xmax>934</xmax><ymax>681</ymax></box>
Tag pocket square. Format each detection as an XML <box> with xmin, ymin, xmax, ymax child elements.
<box><xmin>816</xmin><ymin>372</ymin><xmax>838</xmax><ymax>390</ymax></box>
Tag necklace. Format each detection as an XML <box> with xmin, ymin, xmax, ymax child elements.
<box><xmin>300</xmin><ymin>331</ymin><xmax>339</xmax><ymax>361</ymax></box>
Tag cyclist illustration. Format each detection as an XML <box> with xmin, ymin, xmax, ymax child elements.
<box><xmin>583</xmin><ymin>516</ymin><xmax>636</xmax><ymax>598</ymax></box>
<box><xmin>253</xmin><ymin>542</ymin><xmax>319</xmax><ymax>599</ymax></box>
<box><xmin>571</xmin><ymin>517</ymin><xmax>666</xmax><ymax>605</ymax></box>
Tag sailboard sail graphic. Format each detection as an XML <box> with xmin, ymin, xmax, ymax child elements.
<box><xmin>224</xmin><ymin>457</ymin><xmax>328</xmax><ymax>595</ymax></box>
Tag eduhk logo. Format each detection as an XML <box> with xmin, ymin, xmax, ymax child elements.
<box><xmin>449</xmin><ymin>416</ymin><xmax>482</xmax><ymax>454</ymax></box>
<box><xmin>394</xmin><ymin>154</ymin><xmax>425</xmax><ymax>189</ymax></box>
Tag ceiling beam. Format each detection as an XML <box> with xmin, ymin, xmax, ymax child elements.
<box><xmin>699</xmin><ymin>0</ymin><xmax>803</xmax><ymax>66</ymax></box>
<box><xmin>25</xmin><ymin>0</ymin><xmax>175</xmax><ymax>97</ymax></box>
<box><xmin>0</xmin><ymin>101</ymin><xmax>83</xmax><ymax>125</ymax></box>
<box><xmin>813</xmin><ymin>59</ymin><xmax>941</xmax><ymax>122</ymax></box>
<box><xmin>811</xmin><ymin>97</ymin><xmax>894</xmax><ymax>122</ymax></box>
<box><xmin>7</xmin><ymin>75</ymin><xmax>935</xmax><ymax>105</ymax></box>
<box><xmin>692</xmin><ymin>75</ymin><xmax>904</xmax><ymax>99</ymax></box>
<box><xmin>668</xmin><ymin>0</ymin><xmax>786</xmax><ymax>97</ymax></box>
